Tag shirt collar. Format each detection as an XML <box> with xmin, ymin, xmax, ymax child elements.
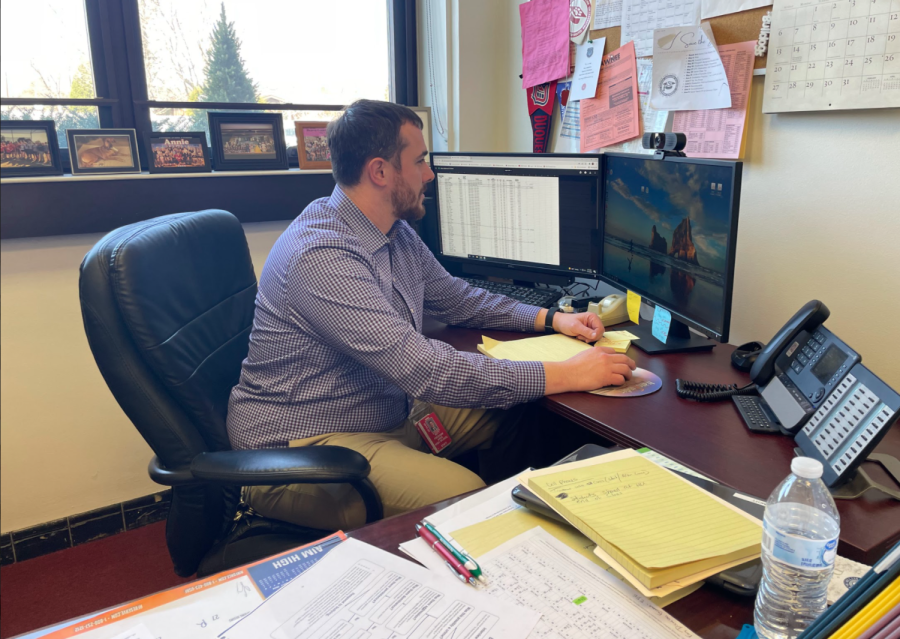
<box><xmin>329</xmin><ymin>185</ymin><xmax>397</xmax><ymax>254</ymax></box>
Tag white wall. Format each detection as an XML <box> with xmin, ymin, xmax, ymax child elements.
<box><xmin>422</xmin><ymin>0</ymin><xmax>900</xmax><ymax>387</ymax></box>
<box><xmin>0</xmin><ymin>221</ymin><xmax>290</xmax><ymax>534</ymax></box>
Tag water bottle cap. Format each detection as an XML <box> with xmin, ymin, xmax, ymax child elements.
<box><xmin>791</xmin><ymin>457</ymin><xmax>824</xmax><ymax>479</ymax></box>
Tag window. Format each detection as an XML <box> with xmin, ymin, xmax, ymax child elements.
<box><xmin>1</xmin><ymin>0</ymin><xmax>414</xmax><ymax>166</ymax></box>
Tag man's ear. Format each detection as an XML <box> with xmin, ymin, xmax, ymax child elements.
<box><xmin>365</xmin><ymin>157</ymin><xmax>390</xmax><ymax>187</ymax></box>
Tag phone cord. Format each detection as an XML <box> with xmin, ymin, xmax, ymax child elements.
<box><xmin>675</xmin><ymin>379</ymin><xmax>758</xmax><ymax>402</ymax></box>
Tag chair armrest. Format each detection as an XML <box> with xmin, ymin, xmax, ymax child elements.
<box><xmin>190</xmin><ymin>446</ymin><xmax>371</xmax><ymax>485</ymax></box>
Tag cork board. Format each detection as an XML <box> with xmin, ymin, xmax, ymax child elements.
<box><xmin>588</xmin><ymin>5</ymin><xmax>770</xmax><ymax>69</ymax></box>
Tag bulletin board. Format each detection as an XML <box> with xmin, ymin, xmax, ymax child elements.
<box><xmin>588</xmin><ymin>5</ymin><xmax>771</xmax><ymax>69</ymax></box>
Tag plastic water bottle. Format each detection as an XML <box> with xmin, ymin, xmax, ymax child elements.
<box><xmin>754</xmin><ymin>457</ymin><xmax>841</xmax><ymax>639</ymax></box>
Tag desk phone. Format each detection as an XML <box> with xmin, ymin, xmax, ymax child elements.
<box><xmin>679</xmin><ymin>300</ymin><xmax>900</xmax><ymax>488</ymax></box>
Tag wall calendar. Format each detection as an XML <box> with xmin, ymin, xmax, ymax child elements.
<box><xmin>763</xmin><ymin>0</ymin><xmax>900</xmax><ymax>112</ymax></box>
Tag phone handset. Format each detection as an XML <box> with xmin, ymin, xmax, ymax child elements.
<box><xmin>749</xmin><ymin>300</ymin><xmax>830</xmax><ymax>386</ymax></box>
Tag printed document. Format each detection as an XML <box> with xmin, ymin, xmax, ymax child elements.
<box><xmin>571</xmin><ymin>37</ymin><xmax>607</xmax><ymax>101</ymax></box>
<box><xmin>221</xmin><ymin>539</ymin><xmax>541</xmax><ymax>639</ymax></box>
<box><xmin>649</xmin><ymin>23</ymin><xmax>732</xmax><ymax>111</ymax></box>
<box><xmin>520</xmin><ymin>0</ymin><xmax>571</xmax><ymax>89</ymax></box>
<box><xmin>701</xmin><ymin>0</ymin><xmax>772</xmax><ymax>20</ymax></box>
<box><xmin>621</xmin><ymin>0</ymin><xmax>701</xmax><ymax>57</ymax></box>
<box><xmin>602</xmin><ymin>59</ymin><xmax>672</xmax><ymax>154</ymax></box>
<box><xmin>673</xmin><ymin>40</ymin><xmax>755</xmax><ymax>158</ymax></box>
<box><xmin>594</xmin><ymin>0</ymin><xmax>624</xmax><ymax>29</ymax></box>
<box><xmin>476</xmin><ymin>527</ymin><xmax>700</xmax><ymax>639</ymax></box>
<box><xmin>580</xmin><ymin>41</ymin><xmax>641</xmax><ymax>151</ymax></box>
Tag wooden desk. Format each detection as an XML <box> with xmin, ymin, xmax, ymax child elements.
<box><xmin>350</xmin><ymin>494</ymin><xmax>756</xmax><ymax>639</ymax></box>
<box><xmin>424</xmin><ymin>318</ymin><xmax>900</xmax><ymax>564</ymax></box>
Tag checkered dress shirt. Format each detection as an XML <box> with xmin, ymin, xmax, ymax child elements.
<box><xmin>226</xmin><ymin>186</ymin><xmax>546</xmax><ymax>450</ymax></box>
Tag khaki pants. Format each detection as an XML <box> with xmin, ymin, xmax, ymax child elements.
<box><xmin>245</xmin><ymin>404</ymin><xmax>526</xmax><ymax>530</ymax></box>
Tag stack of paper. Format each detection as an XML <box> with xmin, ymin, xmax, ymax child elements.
<box><xmin>597</xmin><ymin>329</ymin><xmax>638</xmax><ymax>353</ymax></box>
<box><xmin>519</xmin><ymin>450</ymin><xmax>762</xmax><ymax>597</ymax></box>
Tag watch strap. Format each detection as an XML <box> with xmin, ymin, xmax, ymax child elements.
<box><xmin>545</xmin><ymin>307</ymin><xmax>558</xmax><ymax>334</ymax></box>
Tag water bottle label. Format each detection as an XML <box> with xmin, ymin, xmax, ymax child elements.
<box><xmin>763</xmin><ymin>520</ymin><xmax>838</xmax><ymax>570</ymax></box>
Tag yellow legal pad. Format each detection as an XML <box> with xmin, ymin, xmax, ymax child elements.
<box><xmin>527</xmin><ymin>455</ymin><xmax>762</xmax><ymax>589</ymax></box>
<box><xmin>478</xmin><ymin>333</ymin><xmax>592</xmax><ymax>361</ymax></box>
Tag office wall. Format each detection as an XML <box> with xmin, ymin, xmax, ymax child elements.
<box><xmin>0</xmin><ymin>221</ymin><xmax>290</xmax><ymax>534</ymax></box>
<box><xmin>422</xmin><ymin>0</ymin><xmax>900</xmax><ymax>387</ymax></box>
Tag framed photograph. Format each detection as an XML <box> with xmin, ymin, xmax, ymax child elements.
<box><xmin>0</xmin><ymin>120</ymin><xmax>63</xmax><ymax>177</ymax></box>
<box><xmin>208</xmin><ymin>112</ymin><xmax>288</xmax><ymax>171</ymax></box>
<box><xmin>409</xmin><ymin>106</ymin><xmax>432</xmax><ymax>153</ymax></box>
<box><xmin>294</xmin><ymin>121</ymin><xmax>331</xmax><ymax>170</ymax></box>
<box><xmin>67</xmin><ymin>129</ymin><xmax>141</xmax><ymax>175</ymax></box>
<box><xmin>144</xmin><ymin>132</ymin><xmax>211</xmax><ymax>174</ymax></box>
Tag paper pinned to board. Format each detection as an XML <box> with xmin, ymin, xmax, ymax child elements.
<box><xmin>570</xmin><ymin>0</ymin><xmax>596</xmax><ymax>43</ymax></box>
<box><xmin>621</xmin><ymin>0</ymin><xmax>701</xmax><ymax>57</ymax></box>
<box><xmin>520</xmin><ymin>0</ymin><xmax>571</xmax><ymax>89</ymax></box>
<box><xmin>701</xmin><ymin>0</ymin><xmax>772</xmax><ymax>20</ymax></box>
<box><xmin>601</xmin><ymin>59</ymin><xmax>672</xmax><ymax>155</ymax></box>
<box><xmin>580</xmin><ymin>41</ymin><xmax>641</xmax><ymax>151</ymax></box>
<box><xmin>571</xmin><ymin>37</ymin><xmax>607</xmax><ymax>101</ymax></box>
<box><xmin>649</xmin><ymin>23</ymin><xmax>732</xmax><ymax>111</ymax></box>
<box><xmin>593</xmin><ymin>0</ymin><xmax>624</xmax><ymax>29</ymax></box>
<box><xmin>673</xmin><ymin>40</ymin><xmax>755</xmax><ymax>159</ymax></box>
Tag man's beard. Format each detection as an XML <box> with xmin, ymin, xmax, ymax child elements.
<box><xmin>391</xmin><ymin>175</ymin><xmax>426</xmax><ymax>223</ymax></box>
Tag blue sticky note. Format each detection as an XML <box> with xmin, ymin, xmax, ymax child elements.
<box><xmin>737</xmin><ymin>625</ymin><xmax>759</xmax><ymax>639</ymax></box>
<box><xmin>651</xmin><ymin>306</ymin><xmax>672</xmax><ymax>344</ymax></box>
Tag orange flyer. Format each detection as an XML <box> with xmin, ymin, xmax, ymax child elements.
<box><xmin>44</xmin><ymin>531</ymin><xmax>347</xmax><ymax>638</ymax></box>
<box><xmin>580</xmin><ymin>41</ymin><xmax>641</xmax><ymax>152</ymax></box>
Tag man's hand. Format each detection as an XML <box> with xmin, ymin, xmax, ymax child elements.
<box><xmin>553</xmin><ymin>311</ymin><xmax>605</xmax><ymax>343</ymax></box>
<box><xmin>543</xmin><ymin>346</ymin><xmax>637</xmax><ymax>394</ymax></box>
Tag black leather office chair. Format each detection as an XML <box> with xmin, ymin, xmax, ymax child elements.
<box><xmin>79</xmin><ymin>210</ymin><xmax>383</xmax><ymax>577</ymax></box>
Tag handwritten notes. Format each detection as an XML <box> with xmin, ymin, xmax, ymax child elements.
<box><xmin>580</xmin><ymin>41</ymin><xmax>641</xmax><ymax>151</ymax></box>
<box><xmin>673</xmin><ymin>40</ymin><xmax>756</xmax><ymax>159</ymax></box>
<box><xmin>652</xmin><ymin>306</ymin><xmax>672</xmax><ymax>343</ymax></box>
<box><xmin>526</xmin><ymin>455</ymin><xmax>762</xmax><ymax>569</ymax></box>
<box><xmin>521</xmin><ymin>0</ymin><xmax>570</xmax><ymax>89</ymax></box>
<box><xmin>627</xmin><ymin>290</ymin><xmax>642</xmax><ymax>324</ymax></box>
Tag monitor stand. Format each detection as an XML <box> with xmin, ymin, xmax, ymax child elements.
<box><xmin>627</xmin><ymin>317</ymin><xmax>716</xmax><ymax>354</ymax></box>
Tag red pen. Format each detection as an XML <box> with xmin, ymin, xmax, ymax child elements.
<box><xmin>415</xmin><ymin>523</ymin><xmax>477</xmax><ymax>586</ymax></box>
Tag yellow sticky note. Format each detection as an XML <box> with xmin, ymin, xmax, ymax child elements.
<box><xmin>526</xmin><ymin>455</ymin><xmax>761</xmax><ymax>584</ymax></box>
<box><xmin>604</xmin><ymin>330</ymin><xmax>639</xmax><ymax>341</ymax></box>
<box><xmin>626</xmin><ymin>290</ymin><xmax>641</xmax><ymax>324</ymax></box>
<box><xmin>596</xmin><ymin>337</ymin><xmax>631</xmax><ymax>353</ymax></box>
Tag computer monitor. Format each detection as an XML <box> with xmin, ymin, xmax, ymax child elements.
<box><xmin>599</xmin><ymin>152</ymin><xmax>742</xmax><ymax>353</ymax></box>
<box><xmin>430</xmin><ymin>153</ymin><xmax>602</xmax><ymax>285</ymax></box>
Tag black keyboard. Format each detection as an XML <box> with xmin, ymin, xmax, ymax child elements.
<box><xmin>460</xmin><ymin>277</ymin><xmax>562</xmax><ymax>308</ymax></box>
<box><xmin>733</xmin><ymin>395</ymin><xmax>782</xmax><ymax>434</ymax></box>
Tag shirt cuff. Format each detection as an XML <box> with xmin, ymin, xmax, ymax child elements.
<box><xmin>510</xmin><ymin>360</ymin><xmax>546</xmax><ymax>403</ymax></box>
<box><xmin>510</xmin><ymin>303</ymin><xmax>544</xmax><ymax>333</ymax></box>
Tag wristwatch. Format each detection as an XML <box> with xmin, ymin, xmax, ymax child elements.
<box><xmin>545</xmin><ymin>307</ymin><xmax>558</xmax><ymax>334</ymax></box>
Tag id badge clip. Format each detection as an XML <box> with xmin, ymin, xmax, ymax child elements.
<box><xmin>410</xmin><ymin>402</ymin><xmax>452</xmax><ymax>455</ymax></box>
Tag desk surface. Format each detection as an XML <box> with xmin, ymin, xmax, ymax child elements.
<box><xmin>423</xmin><ymin>318</ymin><xmax>900</xmax><ymax>564</ymax></box>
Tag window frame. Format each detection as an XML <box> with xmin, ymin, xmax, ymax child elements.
<box><xmin>1</xmin><ymin>0</ymin><xmax>416</xmax><ymax>170</ymax></box>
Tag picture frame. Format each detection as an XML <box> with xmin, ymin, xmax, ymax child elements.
<box><xmin>0</xmin><ymin>120</ymin><xmax>63</xmax><ymax>177</ymax></box>
<box><xmin>67</xmin><ymin>129</ymin><xmax>141</xmax><ymax>176</ymax></box>
<box><xmin>144</xmin><ymin>131</ymin><xmax>211</xmax><ymax>174</ymax></box>
<box><xmin>294</xmin><ymin>121</ymin><xmax>332</xmax><ymax>170</ymax></box>
<box><xmin>409</xmin><ymin>106</ymin><xmax>433</xmax><ymax>154</ymax></box>
<box><xmin>208</xmin><ymin>112</ymin><xmax>288</xmax><ymax>171</ymax></box>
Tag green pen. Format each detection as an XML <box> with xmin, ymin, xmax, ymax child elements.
<box><xmin>423</xmin><ymin>521</ymin><xmax>485</xmax><ymax>581</ymax></box>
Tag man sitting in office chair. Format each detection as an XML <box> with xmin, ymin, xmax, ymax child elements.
<box><xmin>226</xmin><ymin>99</ymin><xmax>636</xmax><ymax>530</ymax></box>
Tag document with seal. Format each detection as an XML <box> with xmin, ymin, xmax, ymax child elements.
<box><xmin>649</xmin><ymin>23</ymin><xmax>732</xmax><ymax>110</ymax></box>
<box><xmin>219</xmin><ymin>538</ymin><xmax>541</xmax><ymax>639</ymax></box>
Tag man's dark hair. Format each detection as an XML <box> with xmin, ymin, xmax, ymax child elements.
<box><xmin>326</xmin><ymin>100</ymin><xmax>423</xmax><ymax>187</ymax></box>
